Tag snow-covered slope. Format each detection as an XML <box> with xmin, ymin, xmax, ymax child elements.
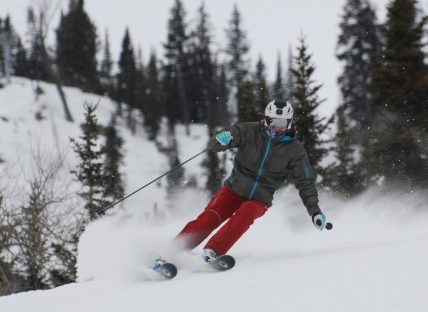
<box><xmin>1</xmin><ymin>189</ymin><xmax>427</xmax><ymax>312</ymax></box>
<box><xmin>0</xmin><ymin>77</ymin><xmax>170</xmax><ymax>212</ymax></box>
<box><xmin>0</xmin><ymin>78</ymin><xmax>427</xmax><ymax>311</ymax></box>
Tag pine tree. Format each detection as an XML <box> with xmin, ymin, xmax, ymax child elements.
<box><xmin>238</xmin><ymin>79</ymin><xmax>259</xmax><ymax>122</ymax></box>
<box><xmin>70</xmin><ymin>103</ymin><xmax>107</xmax><ymax>221</ymax></box>
<box><xmin>163</xmin><ymin>0</ymin><xmax>190</xmax><ymax>130</ymax></box>
<box><xmin>56</xmin><ymin>0</ymin><xmax>100</xmax><ymax>93</ymax></box>
<box><xmin>225</xmin><ymin>4</ymin><xmax>250</xmax><ymax>114</ymax></box>
<box><xmin>19</xmin><ymin>174</ymin><xmax>59</xmax><ymax>291</ymax></box>
<box><xmin>20</xmin><ymin>192</ymin><xmax>50</xmax><ymax>290</ymax></box>
<box><xmin>203</xmin><ymin>61</ymin><xmax>230</xmax><ymax>193</ymax></box>
<box><xmin>0</xmin><ymin>15</ymin><xmax>15</xmax><ymax>84</ymax></box>
<box><xmin>213</xmin><ymin>64</ymin><xmax>230</xmax><ymax>126</ymax></box>
<box><xmin>203</xmin><ymin>148</ymin><xmax>226</xmax><ymax>195</ymax></box>
<box><xmin>13</xmin><ymin>38</ymin><xmax>29</xmax><ymax>77</ymax></box>
<box><xmin>325</xmin><ymin>108</ymin><xmax>361</xmax><ymax>196</ymax></box>
<box><xmin>49</xmin><ymin>238</ymin><xmax>78</xmax><ymax>287</ymax></box>
<box><xmin>291</xmin><ymin>37</ymin><xmax>331</xmax><ymax>176</ymax></box>
<box><xmin>363</xmin><ymin>0</ymin><xmax>428</xmax><ymax>187</ymax></box>
<box><xmin>26</xmin><ymin>8</ymin><xmax>50</xmax><ymax>83</ymax></box>
<box><xmin>100</xmin><ymin>30</ymin><xmax>114</xmax><ymax>97</ymax></box>
<box><xmin>284</xmin><ymin>46</ymin><xmax>295</xmax><ymax>102</ymax></box>
<box><xmin>135</xmin><ymin>47</ymin><xmax>146</xmax><ymax>125</ymax></box>
<box><xmin>144</xmin><ymin>51</ymin><xmax>163</xmax><ymax>140</ymax></box>
<box><xmin>187</xmin><ymin>3</ymin><xmax>215</xmax><ymax>123</ymax></box>
<box><xmin>337</xmin><ymin>0</ymin><xmax>382</xmax><ymax>143</ymax></box>
<box><xmin>0</xmin><ymin>16</ymin><xmax>29</xmax><ymax>79</ymax></box>
<box><xmin>102</xmin><ymin>115</ymin><xmax>125</xmax><ymax>203</ymax></box>
<box><xmin>27</xmin><ymin>6</ymin><xmax>74</xmax><ymax>122</ymax></box>
<box><xmin>254</xmin><ymin>56</ymin><xmax>270</xmax><ymax>114</ymax></box>
<box><xmin>117</xmin><ymin>29</ymin><xmax>137</xmax><ymax>131</ymax></box>
<box><xmin>272</xmin><ymin>54</ymin><xmax>287</xmax><ymax>100</ymax></box>
<box><xmin>192</xmin><ymin>4</ymin><xmax>226</xmax><ymax>192</ymax></box>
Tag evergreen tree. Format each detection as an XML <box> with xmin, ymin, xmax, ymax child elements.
<box><xmin>291</xmin><ymin>37</ymin><xmax>331</xmax><ymax>176</ymax></box>
<box><xmin>191</xmin><ymin>4</ymin><xmax>227</xmax><ymax>192</ymax></box>
<box><xmin>117</xmin><ymin>29</ymin><xmax>137</xmax><ymax>131</ymax></box>
<box><xmin>213</xmin><ymin>64</ymin><xmax>230</xmax><ymax>126</ymax></box>
<box><xmin>20</xmin><ymin>194</ymin><xmax>50</xmax><ymax>291</ymax></box>
<box><xmin>166</xmin><ymin>138</ymin><xmax>185</xmax><ymax>190</ymax></box>
<box><xmin>337</xmin><ymin>0</ymin><xmax>382</xmax><ymax>143</ymax></box>
<box><xmin>225</xmin><ymin>4</ymin><xmax>250</xmax><ymax>114</ymax></box>
<box><xmin>100</xmin><ymin>30</ymin><xmax>114</xmax><ymax>97</ymax></box>
<box><xmin>70</xmin><ymin>103</ymin><xmax>107</xmax><ymax>221</ymax></box>
<box><xmin>363</xmin><ymin>0</ymin><xmax>428</xmax><ymax>187</ymax></box>
<box><xmin>163</xmin><ymin>0</ymin><xmax>190</xmax><ymax>130</ymax></box>
<box><xmin>0</xmin><ymin>16</ymin><xmax>29</xmax><ymax>79</ymax></box>
<box><xmin>26</xmin><ymin>8</ymin><xmax>50</xmax><ymax>83</ymax></box>
<box><xmin>102</xmin><ymin>115</ymin><xmax>125</xmax><ymax>203</ymax></box>
<box><xmin>13</xmin><ymin>38</ymin><xmax>29</xmax><ymax>77</ymax></box>
<box><xmin>325</xmin><ymin>108</ymin><xmax>361</xmax><ymax>196</ymax></box>
<box><xmin>0</xmin><ymin>15</ymin><xmax>15</xmax><ymax>84</ymax></box>
<box><xmin>203</xmin><ymin>61</ymin><xmax>230</xmax><ymax>193</ymax></box>
<box><xmin>187</xmin><ymin>3</ymin><xmax>215</xmax><ymax>123</ymax></box>
<box><xmin>254</xmin><ymin>56</ymin><xmax>270</xmax><ymax>114</ymax></box>
<box><xmin>203</xmin><ymin>148</ymin><xmax>226</xmax><ymax>194</ymax></box>
<box><xmin>272</xmin><ymin>54</ymin><xmax>287</xmax><ymax>100</ymax></box>
<box><xmin>238</xmin><ymin>79</ymin><xmax>259</xmax><ymax>122</ymax></box>
<box><xmin>285</xmin><ymin>46</ymin><xmax>295</xmax><ymax>102</ymax></box>
<box><xmin>144</xmin><ymin>51</ymin><xmax>163</xmax><ymax>140</ymax></box>
<box><xmin>56</xmin><ymin>0</ymin><xmax>100</xmax><ymax>93</ymax></box>
<box><xmin>49</xmin><ymin>238</ymin><xmax>78</xmax><ymax>287</ymax></box>
<box><xmin>27</xmin><ymin>6</ymin><xmax>74</xmax><ymax>122</ymax></box>
<box><xmin>135</xmin><ymin>47</ymin><xmax>146</xmax><ymax>125</ymax></box>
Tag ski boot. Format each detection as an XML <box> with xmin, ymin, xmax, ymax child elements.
<box><xmin>202</xmin><ymin>248</ymin><xmax>217</xmax><ymax>263</ymax></box>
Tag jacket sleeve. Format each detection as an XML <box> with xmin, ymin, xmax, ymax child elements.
<box><xmin>209</xmin><ymin>123</ymin><xmax>245</xmax><ymax>152</ymax></box>
<box><xmin>290</xmin><ymin>150</ymin><xmax>321</xmax><ymax>216</ymax></box>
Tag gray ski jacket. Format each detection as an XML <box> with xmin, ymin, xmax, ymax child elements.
<box><xmin>210</xmin><ymin>122</ymin><xmax>321</xmax><ymax>216</ymax></box>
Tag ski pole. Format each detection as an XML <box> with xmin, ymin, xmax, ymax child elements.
<box><xmin>102</xmin><ymin>147</ymin><xmax>210</xmax><ymax>213</ymax></box>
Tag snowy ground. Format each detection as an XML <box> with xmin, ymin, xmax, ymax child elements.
<box><xmin>0</xmin><ymin>78</ymin><xmax>427</xmax><ymax>311</ymax></box>
<box><xmin>1</xmin><ymin>188</ymin><xmax>427</xmax><ymax>312</ymax></box>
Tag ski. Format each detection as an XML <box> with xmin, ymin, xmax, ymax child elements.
<box><xmin>210</xmin><ymin>255</ymin><xmax>235</xmax><ymax>271</ymax></box>
<box><xmin>153</xmin><ymin>262</ymin><xmax>177</xmax><ymax>280</ymax></box>
<box><xmin>152</xmin><ymin>254</ymin><xmax>235</xmax><ymax>279</ymax></box>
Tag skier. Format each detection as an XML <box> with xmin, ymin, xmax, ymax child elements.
<box><xmin>156</xmin><ymin>100</ymin><xmax>328</xmax><ymax>267</ymax></box>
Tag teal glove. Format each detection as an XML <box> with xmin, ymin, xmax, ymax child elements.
<box><xmin>215</xmin><ymin>131</ymin><xmax>233</xmax><ymax>146</ymax></box>
<box><xmin>312</xmin><ymin>212</ymin><xmax>327</xmax><ymax>231</ymax></box>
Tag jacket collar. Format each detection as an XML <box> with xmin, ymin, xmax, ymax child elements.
<box><xmin>260</xmin><ymin>123</ymin><xmax>297</xmax><ymax>142</ymax></box>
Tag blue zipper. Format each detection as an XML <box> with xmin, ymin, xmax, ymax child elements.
<box><xmin>249</xmin><ymin>136</ymin><xmax>272</xmax><ymax>199</ymax></box>
<box><xmin>303</xmin><ymin>162</ymin><xmax>310</xmax><ymax>179</ymax></box>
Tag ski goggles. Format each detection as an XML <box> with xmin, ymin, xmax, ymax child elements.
<box><xmin>265</xmin><ymin>116</ymin><xmax>292</xmax><ymax>130</ymax></box>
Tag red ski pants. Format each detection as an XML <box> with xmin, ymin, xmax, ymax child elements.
<box><xmin>175</xmin><ymin>186</ymin><xmax>268</xmax><ymax>256</ymax></box>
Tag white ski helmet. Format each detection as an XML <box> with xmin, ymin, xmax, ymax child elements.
<box><xmin>264</xmin><ymin>100</ymin><xmax>294</xmax><ymax>131</ymax></box>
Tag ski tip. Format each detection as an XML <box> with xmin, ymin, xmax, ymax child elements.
<box><xmin>156</xmin><ymin>263</ymin><xmax>177</xmax><ymax>280</ymax></box>
<box><xmin>212</xmin><ymin>255</ymin><xmax>235</xmax><ymax>271</ymax></box>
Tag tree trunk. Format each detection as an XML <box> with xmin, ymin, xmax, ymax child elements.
<box><xmin>39</xmin><ymin>37</ymin><xmax>74</xmax><ymax>122</ymax></box>
<box><xmin>0</xmin><ymin>262</ymin><xmax>9</xmax><ymax>295</ymax></box>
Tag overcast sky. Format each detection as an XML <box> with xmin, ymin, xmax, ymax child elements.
<box><xmin>3</xmin><ymin>0</ymin><xmax>415</xmax><ymax>116</ymax></box>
